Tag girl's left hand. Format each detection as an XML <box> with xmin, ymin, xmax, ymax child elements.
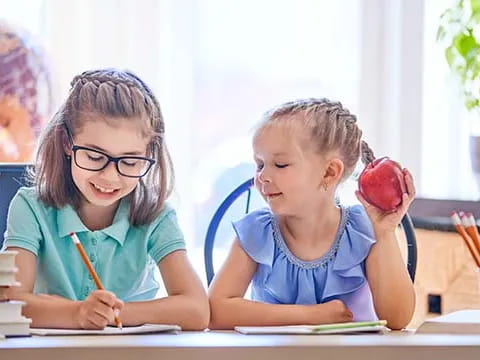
<box><xmin>355</xmin><ymin>168</ymin><xmax>416</xmax><ymax>236</ymax></box>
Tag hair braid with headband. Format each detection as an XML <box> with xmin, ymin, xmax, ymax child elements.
<box><xmin>256</xmin><ymin>98</ymin><xmax>375</xmax><ymax>181</ymax></box>
<box><xmin>68</xmin><ymin>69</ymin><xmax>164</xmax><ymax>138</ymax></box>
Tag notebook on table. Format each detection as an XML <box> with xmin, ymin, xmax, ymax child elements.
<box><xmin>235</xmin><ymin>320</ymin><xmax>388</xmax><ymax>335</ymax></box>
<box><xmin>30</xmin><ymin>323</ymin><xmax>181</xmax><ymax>336</ymax></box>
<box><xmin>415</xmin><ymin>310</ymin><xmax>480</xmax><ymax>334</ymax></box>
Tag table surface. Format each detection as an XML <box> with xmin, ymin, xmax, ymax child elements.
<box><xmin>1</xmin><ymin>330</ymin><xmax>480</xmax><ymax>360</ymax></box>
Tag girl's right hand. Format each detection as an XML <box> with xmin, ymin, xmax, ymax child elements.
<box><xmin>310</xmin><ymin>299</ymin><xmax>353</xmax><ymax>324</ymax></box>
<box><xmin>75</xmin><ymin>290</ymin><xmax>124</xmax><ymax>329</ymax></box>
<box><xmin>356</xmin><ymin>169</ymin><xmax>416</xmax><ymax>237</ymax></box>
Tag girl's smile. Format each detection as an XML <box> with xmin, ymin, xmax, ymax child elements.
<box><xmin>263</xmin><ymin>191</ymin><xmax>283</xmax><ymax>201</ymax></box>
<box><xmin>90</xmin><ymin>182</ymin><xmax>121</xmax><ymax>199</ymax></box>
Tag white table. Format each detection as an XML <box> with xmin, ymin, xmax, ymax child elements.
<box><xmin>1</xmin><ymin>330</ymin><xmax>480</xmax><ymax>360</ymax></box>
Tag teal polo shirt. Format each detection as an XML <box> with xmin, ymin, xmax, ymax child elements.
<box><xmin>3</xmin><ymin>187</ymin><xmax>186</xmax><ymax>302</ymax></box>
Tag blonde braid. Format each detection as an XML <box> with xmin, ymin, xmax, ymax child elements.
<box><xmin>258</xmin><ymin>97</ymin><xmax>369</xmax><ymax>180</ymax></box>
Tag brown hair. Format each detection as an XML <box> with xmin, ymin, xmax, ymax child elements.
<box><xmin>255</xmin><ymin>98</ymin><xmax>375</xmax><ymax>181</ymax></box>
<box><xmin>31</xmin><ymin>68</ymin><xmax>174</xmax><ymax>226</ymax></box>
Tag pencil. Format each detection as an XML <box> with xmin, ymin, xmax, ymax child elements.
<box><xmin>451</xmin><ymin>212</ymin><xmax>480</xmax><ymax>268</ymax></box>
<box><xmin>69</xmin><ymin>232</ymin><xmax>123</xmax><ymax>329</ymax></box>
<box><xmin>460</xmin><ymin>212</ymin><xmax>475</xmax><ymax>241</ymax></box>
<box><xmin>466</xmin><ymin>213</ymin><xmax>480</xmax><ymax>255</ymax></box>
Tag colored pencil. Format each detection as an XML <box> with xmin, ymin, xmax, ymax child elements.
<box><xmin>466</xmin><ymin>213</ymin><xmax>480</xmax><ymax>255</ymax></box>
<box><xmin>451</xmin><ymin>212</ymin><xmax>480</xmax><ymax>268</ymax></box>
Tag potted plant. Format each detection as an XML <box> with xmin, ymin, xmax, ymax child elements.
<box><xmin>437</xmin><ymin>0</ymin><xmax>480</xmax><ymax>187</ymax></box>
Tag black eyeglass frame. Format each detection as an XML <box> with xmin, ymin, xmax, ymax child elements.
<box><xmin>64</xmin><ymin>125</ymin><xmax>156</xmax><ymax>178</ymax></box>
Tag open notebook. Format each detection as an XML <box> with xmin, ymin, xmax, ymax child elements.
<box><xmin>235</xmin><ymin>320</ymin><xmax>388</xmax><ymax>335</ymax></box>
<box><xmin>30</xmin><ymin>324</ymin><xmax>181</xmax><ymax>336</ymax></box>
<box><xmin>416</xmin><ymin>310</ymin><xmax>480</xmax><ymax>335</ymax></box>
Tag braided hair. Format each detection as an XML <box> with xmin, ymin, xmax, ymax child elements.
<box><xmin>255</xmin><ymin>98</ymin><xmax>375</xmax><ymax>181</ymax></box>
<box><xmin>33</xmin><ymin>68</ymin><xmax>174</xmax><ymax>226</ymax></box>
<box><xmin>67</xmin><ymin>69</ymin><xmax>164</xmax><ymax>135</ymax></box>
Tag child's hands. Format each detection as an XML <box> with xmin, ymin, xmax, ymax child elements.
<box><xmin>356</xmin><ymin>168</ymin><xmax>415</xmax><ymax>237</ymax></box>
<box><xmin>310</xmin><ymin>299</ymin><xmax>353</xmax><ymax>324</ymax></box>
<box><xmin>75</xmin><ymin>290</ymin><xmax>124</xmax><ymax>329</ymax></box>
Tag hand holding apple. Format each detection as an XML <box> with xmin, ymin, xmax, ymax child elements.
<box><xmin>356</xmin><ymin>159</ymin><xmax>415</xmax><ymax>237</ymax></box>
<box><xmin>358</xmin><ymin>157</ymin><xmax>407</xmax><ymax>212</ymax></box>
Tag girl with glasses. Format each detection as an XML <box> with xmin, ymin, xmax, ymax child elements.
<box><xmin>3</xmin><ymin>69</ymin><xmax>209</xmax><ymax>330</ymax></box>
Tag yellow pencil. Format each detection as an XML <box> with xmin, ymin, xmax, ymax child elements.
<box><xmin>69</xmin><ymin>232</ymin><xmax>123</xmax><ymax>329</ymax></box>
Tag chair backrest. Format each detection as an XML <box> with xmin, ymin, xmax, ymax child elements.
<box><xmin>204</xmin><ymin>178</ymin><xmax>417</xmax><ymax>286</ymax></box>
<box><xmin>0</xmin><ymin>164</ymin><xmax>30</xmax><ymax>248</ymax></box>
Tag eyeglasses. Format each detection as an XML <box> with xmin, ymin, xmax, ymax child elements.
<box><xmin>71</xmin><ymin>145</ymin><xmax>155</xmax><ymax>178</ymax></box>
<box><xmin>64</xmin><ymin>125</ymin><xmax>155</xmax><ymax>178</ymax></box>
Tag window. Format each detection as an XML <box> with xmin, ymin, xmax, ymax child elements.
<box><xmin>5</xmin><ymin>1</ymin><xmax>454</xmax><ymax>282</ymax></box>
<box><xmin>421</xmin><ymin>0</ymin><xmax>478</xmax><ymax>200</ymax></box>
<box><xmin>190</xmin><ymin>0</ymin><xmax>362</xmax><ymax>252</ymax></box>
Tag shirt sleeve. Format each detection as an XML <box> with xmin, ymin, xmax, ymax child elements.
<box><xmin>232</xmin><ymin>208</ymin><xmax>275</xmax><ymax>266</ymax></box>
<box><xmin>3</xmin><ymin>188</ymin><xmax>42</xmax><ymax>256</ymax></box>
<box><xmin>147</xmin><ymin>205</ymin><xmax>186</xmax><ymax>263</ymax></box>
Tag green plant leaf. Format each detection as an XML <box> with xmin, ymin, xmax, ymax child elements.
<box><xmin>445</xmin><ymin>45</ymin><xmax>457</xmax><ymax>67</ymax></box>
<box><xmin>454</xmin><ymin>31</ymin><xmax>477</xmax><ymax>58</ymax></box>
<box><xmin>471</xmin><ymin>0</ymin><xmax>480</xmax><ymax>14</ymax></box>
<box><xmin>455</xmin><ymin>64</ymin><xmax>467</xmax><ymax>80</ymax></box>
<box><xmin>440</xmin><ymin>7</ymin><xmax>452</xmax><ymax>20</ymax></box>
<box><xmin>436</xmin><ymin>26</ymin><xmax>447</xmax><ymax>41</ymax></box>
<box><xmin>439</xmin><ymin>0</ymin><xmax>480</xmax><ymax>112</ymax></box>
<box><xmin>470</xmin><ymin>0</ymin><xmax>480</xmax><ymax>22</ymax></box>
<box><xmin>466</xmin><ymin>97</ymin><xmax>479</xmax><ymax>110</ymax></box>
<box><xmin>473</xmin><ymin>62</ymin><xmax>480</xmax><ymax>78</ymax></box>
<box><xmin>465</xmin><ymin>46</ymin><xmax>480</xmax><ymax>69</ymax></box>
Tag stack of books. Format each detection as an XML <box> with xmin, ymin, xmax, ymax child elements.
<box><xmin>0</xmin><ymin>250</ymin><xmax>31</xmax><ymax>337</ymax></box>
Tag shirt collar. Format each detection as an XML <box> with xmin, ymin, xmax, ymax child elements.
<box><xmin>57</xmin><ymin>199</ymin><xmax>131</xmax><ymax>246</ymax></box>
<box><xmin>101</xmin><ymin>199</ymin><xmax>130</xmax><ymax>246</ymax></box>
<box><xmin>57</xmin><ymin>204</ymin><xmax>89</xmax><ymax>238</ymax></box>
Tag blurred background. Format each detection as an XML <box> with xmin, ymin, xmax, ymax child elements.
<box><xmin>1</xmin><ymin>0</ymin><xmax>478</xmax><ymax>279</ymax></box>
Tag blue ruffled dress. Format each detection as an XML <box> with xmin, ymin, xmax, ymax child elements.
<box><xmin>232</xmin><ymin>205</ymin><xmax>378</xmax><ymax>321</ymax></box>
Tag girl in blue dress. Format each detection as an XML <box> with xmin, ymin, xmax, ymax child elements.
<box><xmin>209</xmin><ymin>98</ymin><xmax>416</xmax><ymax>330</ymax></box>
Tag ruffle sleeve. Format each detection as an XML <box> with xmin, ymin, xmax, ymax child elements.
<box><xmin>232</xmin><ymin>208</ymin><xmax>275</xmax><ymax>270</ymax></box>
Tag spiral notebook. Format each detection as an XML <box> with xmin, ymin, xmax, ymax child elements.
<box><xmin>30</xmin><ymin>323</ymin><xmax>181</xmax><ymax>336</ymax></box>
<box><xmin>235</xmin><ymin>320</ymin><xmax>388</xmax><ymax>335</ymax></box>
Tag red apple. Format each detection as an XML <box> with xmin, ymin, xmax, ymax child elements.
<box><xmin>358</xmin><ymin>157</ymin><xmax>407</xmax><ymax>211</ymax></box>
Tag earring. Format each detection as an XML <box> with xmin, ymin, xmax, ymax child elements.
<box><xmin>322</xmin><ymin>182</ymin><xmax>328</xmax><ymax>191</ymax></box>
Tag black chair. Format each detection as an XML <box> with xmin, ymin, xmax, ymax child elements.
<box><xmin>0</xmin><ymin>164</ymin><xmax>30</xmax><ymax>248</ymax></box>
<box><xmin>204</xmin><ymin>178</ymin><xmax>417</xmax><ymax>286</ymax></box>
